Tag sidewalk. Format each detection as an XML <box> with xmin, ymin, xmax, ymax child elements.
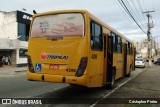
<box><xmin>95</xmin><ymin>65</ymin><xmax>160</xmax><ymax>107</ymax></box>
<box><xmin>0</xmin><ymin>66</ymin><xmax>27</xmax><ymax>75</ymax></box>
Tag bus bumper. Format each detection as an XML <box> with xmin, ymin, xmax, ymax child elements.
<box><xmin>26</xmin><ymin>71</ymin><xmax>87</xmax><ymax>86</ymax></box>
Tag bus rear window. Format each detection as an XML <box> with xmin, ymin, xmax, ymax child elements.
<box><xmin>31</xmin><ymin>13</ymin><xmax>84</xmax><ymax>37</ymax></box>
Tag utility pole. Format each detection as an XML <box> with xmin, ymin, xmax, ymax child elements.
<box><xmin>143</xmin><ymin>11</ymin><xmax>154</xmax><ymax>66</ymax></box>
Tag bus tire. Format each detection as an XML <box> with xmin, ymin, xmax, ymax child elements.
<box><xmin>108</xmin><ymin>69</ymin><xmax>115</xmax><ymax>89</ymax></box>
<box><xmin>125</xmin><ymin>72</ymin><xmax>130</xmax><ymax>77</ymax></box>
<box><xmin>126</xmin><ymin>65</ymin><xmax>131</xmax><ymax>77</ymax></box>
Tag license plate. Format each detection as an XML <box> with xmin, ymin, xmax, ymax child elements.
<box><xmin>49</xmin><ymin>64</ymin><xmax>59</xmax><ymax>69</ymax></box>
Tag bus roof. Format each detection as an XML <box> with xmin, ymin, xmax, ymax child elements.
<box><xmin>86</xmin><ymin>11</ymin><xmax>133</xmax><ymax>43</ymax></box>
<box><xmin>32</xmin><ymin>9</ymin><xmax>133</xmax><ymax>44</ymax></box>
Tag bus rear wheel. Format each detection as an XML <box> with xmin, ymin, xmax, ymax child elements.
<box><xmin>125</xmin><ymin>72</ymin><xmax>130</xmax><ymax>77</ymax></box>
<box><xmin>126</xmin><ymin>65</ymin><xmax>131</xmax><ymax>77</ymax></box>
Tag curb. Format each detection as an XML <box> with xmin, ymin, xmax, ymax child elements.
<box><xmin>14</xmin><ymin>70</ymin><xmax>27</xmax><ymax>73</ymax></box>
<box><xmin>90</xmin><ymin>68</ymin><xmax>146</xmax><ymax>107</ymax></box>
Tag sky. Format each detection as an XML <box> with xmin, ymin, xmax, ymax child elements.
<box><xmin>0</xmin><ymin>0</ymin><xmax>160</xmax><ymax>43</ymax></box>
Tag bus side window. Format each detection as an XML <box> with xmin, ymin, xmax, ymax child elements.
<box><xmin>117</xmin><ymin>36</ymin><xmax>122</xmax><ymax>53</ymax></box>
<box><xmin>110</xmin><ymin>32</ymin><xmax>116</xmax><ymax>53</ymax></box>
<box><xmin>90</xmin><ymin>22</ymin><xmax>95</xmax><ymax>47</ymax></box>
<box><xmin>130</xmin><ymin>43</ymin><xmax>132</xmax><ymax>55</ymax></box>
<box><xmin>90</xmin><ymin>21</ymin><xmax>103</xmax><ymax>51</ymax></box>
<box><xmin>127</xmin><ymin>41</ymin><xmax>131</xmax><ymax>55</ymax></box>
<box><xmin>126</xmin><ymin>41</ymin><xmax>128</xmax><ymax>54</ymax></box>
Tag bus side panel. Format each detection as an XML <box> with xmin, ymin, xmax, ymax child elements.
<box><xmin>127</xmin><ymin>55</ymin><xmax>131</xmax><ymax>74</ymax></box>
<box><xmin>115</xmin><ymin>54</ymin><xmax>123</xmax><ymax>79</ymax></box>
<box><xmin>87</xmin><ymin>19</ymin><xmax>104</xmax><ymax>87</ymax></box>
<box><xmin>88</xmin><ymin>51</ymin><xmax>104</xmax><ymax>87</ymax></box>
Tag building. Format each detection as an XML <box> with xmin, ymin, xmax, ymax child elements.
<box><xmin>0</xmin><ymin>10</ymin><xmax>32</xmax><ymax>67</ymax></box>
<box><xmin>135</xmin><ymin>38</ymin><xmax>159</xmax><ymax>61</ymax></box>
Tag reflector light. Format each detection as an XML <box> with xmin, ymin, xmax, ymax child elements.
<box><xmin>75</xmin><ymin>57</ymin><xmax>88</xmax><ymax>77</ymax></box>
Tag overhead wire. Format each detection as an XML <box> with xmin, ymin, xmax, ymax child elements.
<box><xmin>113</xmin><ymin>0</ymin><xmax>136</xmax><ymax>30</ymax></box>
<box><xmin>130</xmin><ymin>0</ymin><xmax>147</xmax><ymax>29</ymax></box>
<box><xmin>125</xmin><ymin>0</ymin><xmax>147</xmax><ymax>31</ymax></box>
<box><xmin>136</xmin><ymin>0</ymin><xmax>148</xmax><ymax>23</ymax></box>
<box><xmin>117</xmin><ymin>0</ymin><xmax>147</xmax><ymax>34</ymax></box>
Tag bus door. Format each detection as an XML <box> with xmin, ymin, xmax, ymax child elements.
<box><xmin>124</xmin><ymin>43</ymin><xmax>127</xmax><ymax>75</ymax></box>
<box><xmin>106</xmin><ymin>35</ymin><xmax>113</xmax><ymax>83</ymax></box>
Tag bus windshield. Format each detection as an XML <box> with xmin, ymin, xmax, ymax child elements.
<box><xmin>31</xmin><ymin>13</ymin><xmax>84</xmax><ymax>38</ymax></box>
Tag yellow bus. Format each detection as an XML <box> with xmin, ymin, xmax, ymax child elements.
<box><xmin>27</xmin><ymin>10</ymin><xmax>135</xmax><ymax>88</ymax></box>
<box><xmin>146</xmin><ymin>52</ymin><xmax>155</xmax><ymax>62</ymax></box>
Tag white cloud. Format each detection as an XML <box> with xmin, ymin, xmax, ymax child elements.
<box><xmin>0</xmin><ymin>0</ymin><xmax>160</xmax><ymax>42</ymax></box>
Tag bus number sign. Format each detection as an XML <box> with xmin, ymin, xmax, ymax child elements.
<box><xmin>49</xmin><ymin>64</ymin><xmax>59</xmax><ymax>69</ymax></box>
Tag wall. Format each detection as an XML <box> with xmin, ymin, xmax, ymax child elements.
<box><xmin>0</xmin><ymin>11</ymin><xmax>18</xmax><ymax>39</ymax></box>
<box><xmin>0</xmin><ymin>38</ymin><xmax>18</xmax><ymax>49</ymax></box>
<box><xmin>11</xmin><ymin>50</ymin><xmax>17</xmax><ymax>66</ymax></box>
<box><xmin>0</xmin><ymin>11</ymin><xmax>29</xmax><ymax>66</ymax></box>
<box><xmin>140</xmin><ymin>47</ymin><xmax>147</xmax><ymax>58</ymax></box>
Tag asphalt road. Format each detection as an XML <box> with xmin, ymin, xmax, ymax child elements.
<box><xmin>0</xmin><ymin>68</ymin><xmax>143</xmax><ymax>106</ymax></box>
<box><xmin>0</xmin><ymin>74</ymin><xmax>68</xmax><ymax>98</ymax></box>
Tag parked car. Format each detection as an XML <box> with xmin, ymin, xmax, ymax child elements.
<box><xmin>154</xmin><ymin>58</ymin><xmax>160</xmax><ymax>65</ymax></box>
<box><xmin>135</xmin><ymin>58</ymin><xmax>145</xmax><ymax>68</ymax></box>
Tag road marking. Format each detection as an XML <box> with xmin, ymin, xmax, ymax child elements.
<box><xmin>90</xmin><ymin>68</ymin><xmax>145</xmax><ymax>107</ymax></box>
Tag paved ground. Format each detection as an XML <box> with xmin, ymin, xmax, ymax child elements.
<box><xmin>94</xmin><ymin>64</ymin><xmax>160</xmax><ymax>107</ymax></box>
<box><xmin>1</xmin><ymin>64</ymin><xmax>159</xmax><ymax>107</ymax></box>
<box><xmin>0</xmin><ymin>68</ymin><xmax>143</xmax><ymax>107</ymax></box>
<box><xmin>0</xmin><ymin>66</ymin><xmax>27</xmax><ymax>77</ymax></box>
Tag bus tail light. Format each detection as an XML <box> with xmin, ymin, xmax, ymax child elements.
<box><xmin>27</xmin><ymin>55</ymin><xmax>35</xmax><ymax>73</ymax></box>
<box><xmin>75</xmin><ymin>57</ymin><xmax>88</xmax><ymax>77</ymax></box>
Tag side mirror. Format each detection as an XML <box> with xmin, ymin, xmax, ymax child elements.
<box><xmin>33</xmin><ymin>10</ymin><xmax>37</xmax><ymax>14</ymax></box>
